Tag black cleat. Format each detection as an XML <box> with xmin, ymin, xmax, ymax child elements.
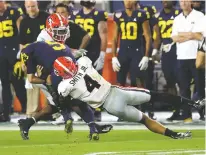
<box><xmin>18</xmin><ymin>119</ymin><xmax>30</xmax><ymax>140</ymax></box>
<box><xmin>94</xmin><ymin>123</ymin><xmax>113</xmax><ymax>134</ymax></box>
<box><xmin>171</xmin><ymin>131</ymin><xmax>192</xmax><ymax>139</ymax></box>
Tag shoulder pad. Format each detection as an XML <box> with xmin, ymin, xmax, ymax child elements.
<box><xmin>115</xmin><ymin>11</ymin><xmax>122</xmax><ymax>18</ymax></box>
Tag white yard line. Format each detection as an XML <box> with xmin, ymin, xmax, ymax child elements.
<box><xmin>84</xmin><ymin>150</ymin><xmax>206</xmax><ymax>155</ymax></box>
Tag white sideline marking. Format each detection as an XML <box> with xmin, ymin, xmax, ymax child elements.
<box><xmin>84</xmin><ymin>150</ymin><xmax>206</xmax><ymax>155</ymax></box>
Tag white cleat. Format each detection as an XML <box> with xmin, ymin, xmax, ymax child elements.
<box><xmin>51</xmin><ymin>115</ymin><xmax>64</xmax><ymax>125</ymax></box>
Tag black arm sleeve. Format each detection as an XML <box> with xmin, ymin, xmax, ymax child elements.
<box><xmin>65</xmin><ymin>22</ymin><xmax>88</xmax><ymax>49</ymax></box>
<box><xmin>19</xmin><ymin>19</ymin><xmax>27</xmax><ymax>45</ymax></box>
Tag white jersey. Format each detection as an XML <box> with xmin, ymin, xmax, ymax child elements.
<box><xmin>37</xmin><ymin>29</ymin><xmax>54</xmax><ymax>41</ymax></box>
<box><xmin>58</xmin><ymin>56</ymin><xmax>111</xmax><ymax>109</ymax></box>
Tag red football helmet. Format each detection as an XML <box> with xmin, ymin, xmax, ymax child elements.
<box><xmin>46</xmin><ymin>13</ymin><xmax>70</xmax><ymax>43</ymax></box>
<box><xmin>53</xmin><ymin>57</ymin><xmax>78</xmax><ymax>79</ymax></box>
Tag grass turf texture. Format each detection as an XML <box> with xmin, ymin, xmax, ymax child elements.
<box><xmin>0</xmin><ymin>130</ymin><xmax>204</xmax><ymax>155</ymax></box>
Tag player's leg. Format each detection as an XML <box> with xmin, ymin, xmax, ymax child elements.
<box><xmin>177</xmin><ymin>60</ymin><xmax>193</xmax><ymax>122</ymax></box>
<box><xmin>195</xmin><ymin>51</ymin><xmax>205</xmax><ymax>120</ymax></box>
<box><xmin>10</xmin><ymin>73</ymin><xmax>27</xmax><ymax>113</ymax></box>
<box><xmin>26</xmin><ymin>86</ymin><xmax>40</xmax><ymax>118</ymax></box>
<box><xmin>71</xmin><ymin>100</ymin><xmax>113</xmax><ymax>140</ymax></box>
<box><xmin>145</xmin><ymin>60</ymin><xmax>156</xmax><ymax>119</ymax></box>
<box><xmin>161</xmin><ymin>49</ymin><xmax>181</xmax><ymax>121</ymax></box>
<box><xmin>18</xmin><ymin>103</ymin><xmax>56</xmax><ymax>140</ymax></box>
<box><xmin>117</xmin><ymin>49</ymin><xmax>130</xmax><ymax>86</ymax></box>
<box><xmin>0</xmin><ymin>59</ymin><xmax>12</xmax><ymax>121</ymax></box>
<box><xmin>103</xmin><ymin>87</ymin><xmax>192</xmax><ymax>139</ymax></box>
<box><xmin>140</xmin><ymin>113</ymin><xmax>191</xmax><ymax>139</ymax></box>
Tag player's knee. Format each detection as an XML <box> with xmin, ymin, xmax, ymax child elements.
<box><xmin>139</xmin><ymin>113</ymin><xmax>148</xmax><ymax>124</ymax></box>
<box><xmin>104</xmin><ymin>106</ymin><xmax>125</xmax><ymax>118</ymax></box>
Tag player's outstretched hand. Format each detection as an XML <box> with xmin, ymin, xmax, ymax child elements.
<box><xmin>112</xmin><ymin>57</ymin><xmax>121</xmax><ymax>72</ymax></box>
<box><xmin>74</xmin><ymin>49</ymin><xmax>88</xmax><ymax>58</ymax></box>
<box><xmin>138</xmin><ymin>56</ymin><xmax>149</xmax><ymax>71</ymax></box>
<box><xmin>94</xmin><ymin>51</ymin><xmax>105</xmax><ymax>71</ymax></box>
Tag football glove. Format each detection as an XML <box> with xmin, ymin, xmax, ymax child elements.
<box><xmin>13</xmin><ymin>61</ymin><xmax>24</xmax><ymax>79</ymax></box>
<box><xmin>94</xmin><ymin>51</ymin><xmax>105</xmax><ymax>71</ymax></box>
<box><xmin>138</xmin><ymin>56</ymin><xmax>149</xmax><ymax>71</ymax></box>
<box><xmin>112</xmin><ymin>57</ymin><xmax>121</xmax><ymax>72</ymax></box>
<box><xmin>73</xmin><ymin>49</ymin><xmax>88</xmax><ymax>58</ymax></box>
<box><xmin>163</xmin><ymin>42</ymin><xmax>175</xmax><ymax>53</ymax></box>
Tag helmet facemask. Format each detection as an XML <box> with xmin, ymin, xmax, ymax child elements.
<box><xmin>51</xmin><ymin>25</ymin><xmax>70</xmax><ymax>42</ymax></box>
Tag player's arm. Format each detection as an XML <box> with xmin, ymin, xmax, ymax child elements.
<box><xmin>98</xmin><ymin>20</ymin><xmax>107</xmax><ymax>54</ymax></box>
<box><xmin>178</xmin><ymin>32</ymin><xmax>203</xmax><ymax>41</ymax></box>
<box><xmin>153</xmin><ymin>23</ymin><xmax>161</xmax><ymax>50</ymax></box>
<box><xmin>27</xmin><ymin>74</ymin><xmax>45</xmax><ymax>84</ymax></box>
<box><xmin>69</xmin><ymin>22</ymin><xmax>90</xmax><ymax>49</ymax></box>
<box><xmin>58</xmin><ymin>80</ymin><xmax>72</xmax><ymax>98</ymax></box>
<box><xmin>142</xmin><ymin>20</ymin><xmax>152</xmax><ymax>57</ymax></box>
<box><xmin>15</xmin><ymin>7</ymin><xmax>24</xmax><ymax>31</ymax></box>
<box><xmin>111</xmin><ymin>21</ymin><xmax>121</xmax><ymax>72</ymax></box>
<box><xmin>171</xmin><ymin>18</ymin><xmax>190</xmax><ymax>43</ymax></box>
<box><xmin>111</xmin><ymin>22</ymin><xmax>119</xmax><ymax>57</ymax></box>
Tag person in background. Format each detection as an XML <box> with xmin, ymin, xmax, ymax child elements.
<box><xmin>0</xmin><ymin>1</ymin><xmax>26</xmax><ymax>122</ymax></box>
<box><xmin>192</xmin><ymin>0</ymin><xmax>205</xmax><ymax>14</ymax></box>
<box><xmin>156</xmin><ymin>0</ymin><xmax>182</xmax><ymax>121</ymax></box>
<box><xmin>135</xmin><ymin>0</ymin><xmax>160</xmax><ymax>120</ymax></box>
<box><xmin>171</xmin><ymin>0</ymin><xmax>204</xmax><ymax>123</ymax></box>
<box><xmin>19</xmin><ymin>0</ymin><xmax>50</xmax><ymax>118</ymax></box>
<box><xmin>70</xmin><ymin>0</ymin><xmax>108</xmax><ymax>121</ymax></box>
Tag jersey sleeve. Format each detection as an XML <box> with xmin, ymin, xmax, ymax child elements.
<box><xmin>26</xmin><ymin>57</ymin><xmax>36</xmax><ymax>74</ymax></box>
<box><xmin>19</xmin><ymin>19</ymin><xmax>27</xmax><ymax>45</ymax></box>
<box><xmin>13</xmin><ymin>7</ymin><xmax>23</xmax><ymax>21</ymax></box>
<box><xmin>58</xmin><ymin>80</ymin><xmax>72</xmax><ymax>97</ymax></box>
<box><xmin>96</xmin><ymin>10</ymin><xmax>108</xmax><ymax>22</ymax></box>
<box><xmin>138</xmin><ymin>11</ymin><xmax>149</xmax><ymax>23</ymax></box>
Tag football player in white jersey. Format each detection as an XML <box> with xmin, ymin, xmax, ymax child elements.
<box><xmin>18</xmin><ymin>13</ymin><xmax>112</xmax><ymax>141</ymax></box>
<box><xmin>56</xmin><ymin>56</ymin><xmax>205</xmax><ymax>139</ymax></box>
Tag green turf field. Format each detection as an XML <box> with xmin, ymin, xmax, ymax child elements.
<box><xmin>0</xmin><ymin>130</ymin><xmax>205</xmax><ymax>155</ymax></box>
